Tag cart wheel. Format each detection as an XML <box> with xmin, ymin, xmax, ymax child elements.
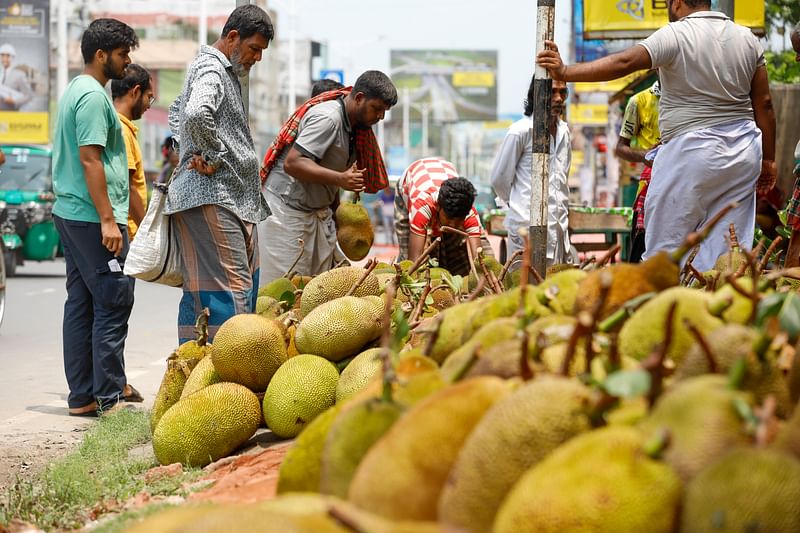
<box><xmin>3</xmin><ymin>250</ymin><xmax>16</xmax><ymax>278</ymax></box>
<box><xmin>499</xmin><ymin>238</ymin><xmax>507</xmax><ymax>265</ymax></box>
<box><xmin>0</xmin><ymin>243</ymin><xmax>6</xmax><ymax>328</ymax></box>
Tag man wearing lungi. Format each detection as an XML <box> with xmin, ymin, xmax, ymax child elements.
<box><xmin>166</xmin><ymin>5</ymin><xmax>273</xmax><ymax>343</ymax></box>
<box><xmin>781</xmin><ymin>22</ymin><xmax>800</xmax><ymax>268</ymax></box>
<box><xmin>537</xmin><ymin>0</ymin><xmax>776</xmax><ymax>272</ymax></box>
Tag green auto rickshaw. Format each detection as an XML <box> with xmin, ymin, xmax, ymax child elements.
<box><xmin>0</xmin><ymin>144</ymin><xmax>60</xmax><ymax>276</ymax></box>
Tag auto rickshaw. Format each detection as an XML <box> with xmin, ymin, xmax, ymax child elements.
<box><xmin>0</xmin><ymin>144</ymin><xmax>60</xmax><ymax>276</ymax></box>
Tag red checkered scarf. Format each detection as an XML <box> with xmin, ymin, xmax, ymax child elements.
<box><xmin>259</xmin><ymin>87</ymin><xmax>388</xmax><ymax>193</ymax></box>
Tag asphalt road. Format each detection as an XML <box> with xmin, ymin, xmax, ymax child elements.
<box><xmin>0</xmin><ymin>259</ymin><xmax>181</xmax><ymax>429</ymax></box>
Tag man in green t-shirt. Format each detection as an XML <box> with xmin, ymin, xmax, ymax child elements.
<box><xmin>52</xmin><ymin>18</ymin><xmax>141</xmax><ymax>417</ymax></box>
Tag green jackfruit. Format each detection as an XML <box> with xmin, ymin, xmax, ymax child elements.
<box><xmin>336</xmin><ymin>348</ymin><xmax>383</xmax><ymax>403</ymax></box>
<box><xmin>180</xmin><ymin>355</ymin><xmax>221</xmax><ymax>399</ymax></box>
<box><xmin>295</xmin><ymin>296</ymin><xmax>384</xmax><ymax>362</ymax></box>
<box><xmin>336</xmin><ymin>200</ymin><xmax>374</xmax><ymax>261</ymax></box>
<box><xmin>300</xmin><ymin>267</ymin><xmax>381</xmax><ymax>317</ymax></box>
<box><xmin>538</xmin><ymin>268</ymin><xmax>587</xmax><ymax>314</ymax></box>
<box><xmin>150</xmin><ymin>354</ymin><xmax>199</xmax><ymax>433</ymax></box>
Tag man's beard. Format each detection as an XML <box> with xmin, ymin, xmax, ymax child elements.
<box><xmin>667</xmin><ymin>2</ymin><xmax>678</xmax><ymax>22</ymax></box>
<box><xmin>230</xmin><ymin>48</ymin><xmax>248</xmax><ymax>77</ymax></box>
<box><xmin>131</xmin><ymin>95</ymin><xmax>146</xmax><ymax>121</ymax></box>
<box><xmin>103</xmin><ymin>58</ymin><xmax>125</xmax><ymax>80</ymax></box>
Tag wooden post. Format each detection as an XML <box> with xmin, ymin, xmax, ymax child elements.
<box><xmin>530</xmin><ymin>0</ymin><xmax>555</xmax><ymax>278</ymax></box>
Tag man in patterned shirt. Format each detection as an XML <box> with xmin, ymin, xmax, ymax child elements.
<box><xmin>395</xmin><ymin>157</ymin><xmax>487</xmax><ymax>275</ymax></box>
<box><xmin>782</xmin><ymin>22</ymin><xmax>800</xmax><ymax>267</ymax></box>
<box><xmin>166</xmin><ymin>5</ymin><xmax>273</xmax><ymax>343</ymax></box>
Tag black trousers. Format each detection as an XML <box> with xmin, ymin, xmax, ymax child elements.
<box><xmin>54</xmin><ymin>216</ymin><xmax>134</xmax><ymax>409</ymax></box>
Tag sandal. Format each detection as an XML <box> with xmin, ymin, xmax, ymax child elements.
<box><xmin>123</xmin><ymin>384</ymin><xmax>144</xmax><ymax>403</ymax></box>
<box><xmin>68</xmin><ymin>401</ymin><xmax>99</xmax><ymax>417</ymax></box>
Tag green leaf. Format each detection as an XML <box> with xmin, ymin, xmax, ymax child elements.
<box><xmin>603</xmin><ymin>369</ymin><xmax>651</xmax><ymax>399</ymax></box>
<box><xmin>779</xmin><ymin>292</ymin><xmax>800</xmax><ymax>341</ymax></box>
<box><xmin>279</xmin><ymin>290</ymin><xmax>296</xmax><ymax>307</ymax></box>
<box><xmin>755</xmin><ymin>292</ymin><xmax>786</xmax><ymax>327</ymax></box>
<box><xmin>424</xmin><ymin>294</ymin><xmax>434</xmax><ymax>306</ymax></box>
<box><xmin>392</xmin><ymin>307</ymin><xmax>410</xmax><ymax>350</ymax></box>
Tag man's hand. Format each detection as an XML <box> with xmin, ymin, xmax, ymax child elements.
<box><xmin>100</xmin><ymin>220</ymin><xmax>123</xmax><ymax>256</ymax></box>
<box><xmin>3</xmin><ymin>97</ymin><xmax>14</xmax><ymax>106</ymax></box>
<box><xmin>338</xmin><ymin>163</ymin><xmax>365</xmax><ymax>192</ymax></box>
<box><xmin>187</xmin><ymin>153</ymin><xmax>218</xmax><ymax>176</ymax></box>
<box><xmin>757</xmin><ymin>159</ymin><xmax>777</xmax><ymax>194</ymax></box>
<box><xmin>536</xmin><ymin>41</ymin><xmax>567</xmax><ymax>81</ymax></box>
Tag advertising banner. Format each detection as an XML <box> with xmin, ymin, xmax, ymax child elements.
<box><xmin>583</xmin><ymin>0</ymin><xmax>764</xmax><ymax>40</ymax></box>
<box><xmin>390</xmin><ymin>50</ymin><xmax>497</xmax><ymax>122</ymax></box>
<box><xmin>0</xmin><ymin>1</ymin><xmax>49</xmax><ymax>144</ymax></box>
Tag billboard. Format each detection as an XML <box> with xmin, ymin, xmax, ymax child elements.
<box><xmin>0</xmin><ymin>1</ymin><xmax>49</xmax><ymax>144</ymax></box>
<box><xmin>390</xmin><ymin>50</ymin><xmax>497</xmax><ymax>122</ymax></box>
<box><xmin>583</xmin><ymin>0</ymin><xmax>764</xmax><ymax>40</ymax></box>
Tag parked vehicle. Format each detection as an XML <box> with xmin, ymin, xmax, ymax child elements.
<box><xmin>0</xmin><ymin>237</ymin><xmax>6</xmax><ymax>328</ymax></box>
<box><xmin>0</xmin><ymin>144</ymin><xmax>60</xmax><ymax>276</ymax></box>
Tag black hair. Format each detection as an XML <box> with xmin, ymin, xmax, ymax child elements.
<box><xmin>439</xmin><ymin>178</ymin><xmax>476</xmax><ymax>219</ymax></box>
<box><xmin>221</xmin><ymin>4</ymin><xmax>274</xmax><ymax>42</ymax></box>
<box><xmin>110</xmin><ymin>63</ymin><xmax>151</xmax><ymax>100</ymax></box>
<box><xmin>80</xmin><ymin>18</ymin><xmax>139</xmax><ymax>64</ymax></box>
<box><xmin>311</xmin><ymin>78</ymin><xmax>345</xmax><ymax>97</ymax></box>
<box><xmin>523</xmin><ymin>73</ymin><xmax>535</xmax><ymax>117</ymax></box>
<box><xmin>353</xmin><ymin>70</ymin><xmax>398</xmax><ymax>107</ymax></box>
<box><xmin>683</xmin><ymin>0</ymin><xmax>712</xmax><ymax>7</ymax></box>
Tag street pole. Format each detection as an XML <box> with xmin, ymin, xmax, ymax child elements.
<box><xmin>717</xmin><ymin>0</ymin><xmax>734</xmax><ymax>18</ymax></box>
<box><xmin>198</xmin><ymin>0</ymin><xmax>208</xmax><ymax>48</ymax></box>
<box><xmin>287</xmin><ymin>0</ymin><xmax>296</xmax><ymax>117</ymax></box>
<box><xmin>530</xmin><ymin>0</ymin><xmax>555</xmax><ymax>278</ymax></box>
<box><xmin>57</xmin><ymin>0</ymin><xmax>68</xmax><ymax>99</ymax></box>
<box><xmin>237</xmin><ymin>0</ymin><xmax>250</xmax><ymax>113</ymax></box>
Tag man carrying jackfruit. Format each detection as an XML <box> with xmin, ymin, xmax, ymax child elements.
<box><xmin>259</xmin><ymin>71</ymin><xmax>397</xmax><ymax>282</ymax></box>
<box><xmin>395</xmin><ymin>157</ymin><xmax>489</xmax><ymax>276</ymax></box>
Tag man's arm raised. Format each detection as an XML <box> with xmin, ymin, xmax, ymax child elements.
<box><xmin>537</xmin><ymin>41</ymin><xmax>652</xmax><ymax>83</ymax></box>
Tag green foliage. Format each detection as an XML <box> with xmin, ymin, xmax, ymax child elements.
<box><xmin>765</xmin><ymin>50</ymin><xmax>800</xmax><ymax>84</ymax></box>
<box><xmin>766</xmin><ymin>0</ymin><xmax>800</xmax><ymax>34</ymax></box>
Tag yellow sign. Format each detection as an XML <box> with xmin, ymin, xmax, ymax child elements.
<box><xmin>570</xmin><ymin>150</ymin><xmax>585</xmax><ymax>175</ymax></box>
<box><xmin>569</xmin><ymin>103</ymin><xmax>608</xmax><ymax>126</ymax></box>
<box><xmin>481</xmin><ymin>120</ymin><xmax>514</xmax><ymax>130</ymax></box>
<box><xmin>584</xmin><ymin>1</ymin><xmax>764</xmax><ymax>39</ymax></box>
<box><xmin>0</xmin><ymin>112</ymin><xmax>49</xmax><ymax>144</ymax></box>
<box><xmin>452</xmin><ymin>71</ymin><xmax>495</xmax><ymax>87</ymax></box>
<box><xmin>574</xmin><ymin>70</ymin><xmax>648</xmax><ymax>94</ymax></box>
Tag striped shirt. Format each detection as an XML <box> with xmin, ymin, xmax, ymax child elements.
<box><xmin>399</xmin><ymin>157</ymin><xmax>481</xmax><ymax>237</ymax></box>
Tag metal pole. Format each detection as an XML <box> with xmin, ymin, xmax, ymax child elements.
<box><xmin>198</xmin><ymin>0</ymin><xmax>208</xmax><ymax>47</ymax></box>
<box><xmin>530</xmin><ymin>0</ymin><xmax>555</xmax><ymax>277</ymax></box>
<box><xmin>717</xmin><ymin>0</ymin><xmax>734</xmax><ymax>18</ymax></box>
<box><xmin>287</xmin><ymin>0</ymin><xmax>296</xmax><ymax>117</ymax></box>
<box><xmin>237</xmin><ymin>0</ymin><xmax>250</xmax><ymax>113</ymax></box>
<box><xmin>57</xmin><ymin>0</ymin><xmax>68</xmax><ymax>99</ymax></box>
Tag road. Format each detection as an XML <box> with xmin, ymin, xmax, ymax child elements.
<box><xmin>0</xmin><ymin>260</ymin><xmax>181</xmax><ymax>436</ymax></box>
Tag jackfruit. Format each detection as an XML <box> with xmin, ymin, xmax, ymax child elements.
<box><xmin>180</xmin><ymin>355</ymin><xmax>221</xmax><ymax>399</ymax></box>
<box><xmin>538</xmin><ymin>268</ymin><xmax>587</xmax><ymax>314</ymax></box>
<box><xmin>300</xmin><ymin>266</ymin><xmax>381</xmax><ymax>317</ymax></box>
<box><xmin>774</xmin><ymin>402</ymin><xmax>800</xmax><ymax>459</ymax></box>
<box><xmin>263</xmin><ymin>354</ymin><xmax>339</xmax><ymax>438</ymax></box>
<box><xmin>347</xmin><ymin>377</ymin><xmax>512</xmax><ymax>521</ymax></box>
<box><xmin>619</xmin><ymin>286</ymin><xmax>723</xmax><ymax>364</ymax></box>
<box><xmin>439</xmin><ymin>377</ymin><xmax>593</xmax><ymax>532</ymax></box>
<box><xmin>150</xmin><ymin>354</ymin><xmax>201</xmax><ymax>433</ymax></box>
<box><xmin>439</xmin><ymin>317</ymin><xmax>519</xmax><ymax>381</ymax></box>
<box><xmin>152</xmin><ymin>382</ymin><xmax>261</xmax><ymax>467</ymax></box>
<box><xmin>295</xmin><ymin>296</ymin><xmax>384</xmax><ymax>362</ymax></box>
<box><xmin>707</xmin><ymin>277</ymin><xmax>756</xmax><ymax>324</ymax></box>
<box><xmin>121</xmin><ymin>504</ymin><xmax>218</xmax><ymax>533</ymax></box>
<box><xmin>681</xmin><ymin>448</ymin><xmax>800</xmax><ymax>533</ymax></box>
<box><xmin>494</xmin><ymin>426</ymin><xmax>682</xmax><ymax>533</ymax></box>
<box><xmin>259</xmin><ymin>276</ymin><xmax>296</xmax><ymax>302</ymax></box>
<box><xmin>336</xmin><ymin>348</ymin><xmax>383</xmax><ymax>403</ymax></box>
<box><xmin>256</xmin><ymin>295</ymin><xmax>283</xmax><ymax>318</ymax></box>
<box><xmin>639</xmin><ymin>374</ymin><xmax>754</xmax><ymax>481</ymax></box>
<box><xmin>211</xmin><ymin>314</ymin><xmax>287</xmax><ymax>392</ymax></box>
<box><xmin>464</xmin><ymin>287</ymin><xmax>551</xmax><ymax>341</ymax></box>
<box><xmin>408</xmin><ymin>300</ymin><xmax>484</xmax><ymax>363</ymax></box>
<box><xmin>713</xmin><ymin>247</ymin><xmax>751</xmax><ymax>277</ymax></box>
<box><xmin>335</xmin><ymin>200</ymin><xmax>374</xmax><ymax>261</ymax></box>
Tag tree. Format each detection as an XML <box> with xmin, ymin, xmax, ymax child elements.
<box><xmin>766</xmin><ymin>0</ymin><xmax>800</xmax><ymax>36</ymax></box>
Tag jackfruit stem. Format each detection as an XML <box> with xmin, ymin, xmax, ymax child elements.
<box><xmin>519</xmin><ymin>329</ymin><xmax>535</xmax><ymax>381</ymax></box>
<box><xmin>194</xmin><ymin>308</ymin><xmax>210</xmax><ymax>347</ymax></box>
<box><xmin>562</xmin><ymin>312</ymin><xmax>593</xmax><ymax>376</ymax></box>
<box><xmin>679</xmin><ymin>247</ymin><xmax>700</xmax><ymax>284</ymax></box>
<box><xmin>643</xmin><ymin>428</ymin><xmax>671</xmax><ymax>459</ymax></box>
<box><xmin>499</xmin><ymin>249</ymin><xmax>523</xmax><ymax>285</ymax></box>
<box><xmin>598</xmin><ymin>292</ymin><xmax>657</xmax><ymax>332</ymax></box>
<box><xmin>409</xmin><ymin>269</ymin><xmax>432</xmax><ymax>324</ymax></box>
<box><xmin>328</xmin><ymin>505</ymin><xmax>369</xmax><ymax>533</ymax></box>
<box><xmin>477</xmin><ymin>247</ymin><xmax>503</xmax><ymax>294</ymax></box>
<box><xmin>728</xmin><ymin>223</ymin><xmax>740</xmax><ymax>250</ymax></box>
<box><xmin>467</xmin><ymin>275</ymin><xmax>488</xmax><ymax>301</ymax></box>
<box><xmin>379</xmin><ymin>283</ymin><xmax>397</xmax><ymax>401</ymax></box>
<box><xmin>643</xmin><ymin>300</ymin><xmax>678</xmax><ymax>408</ymax></box>
<box><xmin>282</xmin><ymin>238</ymin><xmax>305</xmax><ymax>279</ymax></box>
<box><xmin>579</xmin><ymin>256</ymin><xmax>596</xmax><ymax>270</ymax></box>
<box><xmin>763</xmin><ymin>266</ymin><xmax>800</xmax><ymax>282</ymax></box>
<box><xmin>749</xmin><ymin>238</ymin><xmax>766</xmax><ymax>276</ymax></box>
<box><xmin>596</xmin><ymin>243</ymin><xmax>621</xmax><ymax>268</ymax></box>
<box><xmin>451</xmin><ymin>344</ymin><xmax>481</xmax><ymax>382</ymax></box>
<box><xmin>528</xmin><ymin>265</ymin><xmax>544</xmax><ymax>284</ymax></box>
<box><xmin>685</xmin><ymin>262</ymin><xmax>707</xmax><ymax>288</ymax></box>
<box><xmin>423</xmin><ymin>313</ymin><xmax>445</xmax><ymax>358</ymax></box>
<box><xmin>727</xmin><ymin>356</ymin><xmax>748</xmax><ymax>390</ymax></box>
<box><xmin>407</xmin><ymin>236</ymin><xmax>441</xmax><ymax>275</ymax></box>
<box><xmin>608</xmin><ymin>334</ymin><xmax>621</xmax><ymax>372</ymax></box>
<box><xmin>751</xmin><ymin>332</ymin><xmax>771</xmax><ymax>362</ymax></box>
<box><xmin>585</xmin><ymin>272</ymin><xmax>613</xmax><ymax>369</ymax></box>
<box><xmin>670</xmin><ymin>201</ymin><xmax>739</xmax><ymax>263</ymax></box>
<box><xmin>754</xmin><ymin>395</ymin><xmax>779</xmax><ymax>448</ymax></box>
<box><xmin>707</xmin><ymin>295</ymin><xmax>733</xmax><ymax>317</ymax></box>
<box><xmin>684</xmin><ymin>318</ymin><xmax>718</xmax><ymax>373</ymax></box>
<box><xmin>345</xmin><ymin>259</ymin><xmax>380</xmax><ymax>297</ymax></box>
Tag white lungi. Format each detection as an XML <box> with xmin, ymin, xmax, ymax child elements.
<box><xmin>643</xmin><ymin>119</ymin><xmax>761</xmax><ymax>272</ymax></box>
<box><xmin>259</xmin><ymin>190</ymin><xmax>345</xmax><ymax>285</ymax></box>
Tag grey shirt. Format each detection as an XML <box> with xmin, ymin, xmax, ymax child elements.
<box><xmin>639</xmin><ymin>12</ymin><xmax>765</xmax><ymax>142</ymax></box>
<box><xmin>166</xmin><ymin>45</ymin><xmax>267</xmax><ymax>223</ymax></box>
<box><xmin>266</xmin><ymin>99</ymin><xmax>356</xmax><ymax>211</ymax></box>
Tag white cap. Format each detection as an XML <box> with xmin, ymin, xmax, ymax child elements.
<box><xmin>0</xmin><ymin>44</ymin><xmax>16</xmax><ymax>56</ymax></box>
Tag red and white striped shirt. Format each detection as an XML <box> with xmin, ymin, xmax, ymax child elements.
<box><xmin>400</xmin><ymin>157</ymin><xmax>482</xmax><ymax>237</ymax></box>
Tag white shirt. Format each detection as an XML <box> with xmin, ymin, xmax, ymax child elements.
<box><xmin>490</xmin><ymin>117</ymin><xmax>571</xmax><ymax>260</ymax></box>
<box><xmin>639</xmin><ymin>12</ymin><xmax>764</xmax><ymax>142</ymax></box>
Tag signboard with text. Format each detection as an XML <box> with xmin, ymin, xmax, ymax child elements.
<box><xmin>0</xmin><ymin>0</ymin><xmax>49</xmax><ymax>144</ymax></box>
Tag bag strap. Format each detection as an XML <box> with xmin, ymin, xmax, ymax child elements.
<box><xmin>154</xmin><ymin>166</ymin><xmax>177</xmax><ymax>194</ymax></box>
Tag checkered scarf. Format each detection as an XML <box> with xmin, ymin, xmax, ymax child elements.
<box><xmin>260</xmin><ymin>87</ymin><xmax>388</xmax><ymax>193</ymax></box>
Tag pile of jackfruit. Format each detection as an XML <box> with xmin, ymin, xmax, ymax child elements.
<box><xmin>141</xmin><ymin>233</ymin><xmax>800</xmax><ymax>533</ymax></box>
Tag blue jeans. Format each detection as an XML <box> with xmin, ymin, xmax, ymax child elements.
<box><xmin>54</xmin><ymin>216</ymin><xmax>134</xmax><ymax>409</ymax></box>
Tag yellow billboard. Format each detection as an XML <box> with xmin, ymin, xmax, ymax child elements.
<box><xmin>0</xmin><ymin>112</ymin><xmax>48</xmax><ymax>144</ymax></box>
<box><xmin>584</xmin><ymin>1</ymin><xmax>764</xmax><ymax>40</ymax></box>
<box><xmin>569</xmin><ymin>103</ymin><xmax>608</xmax><ymax>126</ymax></box>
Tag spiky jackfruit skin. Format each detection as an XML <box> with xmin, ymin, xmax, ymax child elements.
<box><xmin>180</xmin><ymin>355</ymin><xmax>221</xmax><ymax>399</ymax></box>
<box><xmin>152</xmin><ymin>382</ymin><xmax>261</xmax><ymax>467</ymax></box>
<box><xmin>525</xmin><ymin>314</ymin><xmax>576</xmax><ymax>344</ymax></box>
<box><xmin>713</xmin><ymin>249</ymin><xmax>751</xmax><ymax>276</ymax></box>
<box><xmin>336</xmin><ymin>348</ymin><xmax>383</xmax><ymax>403</ymax></box>
<box><xmin>639</xmin><ymin>375</ymin><xmax>753</xmax><ymax>481</ymax></box>
<box><xmin>439</xmin><ymin>317</ymin><xmax>519</xmax><ymax>381</ymax></box>
<box><xmin>409</xmin><ymin>300</ymin><xmax>484</xmax><ymax>363</ymax></box>
<box><xmin>277</xmin><ymin>404</ymin><xmax>345</xmax><ymax>494</ymax></box>
<box><xmin>539</xmin><ymin>268</ymin><xmax>587</xmax><ymax>314</ymax></box>
<box><xmin>263</xmin><ymin>354</ymin><xmax>339</xmax><ymax>439</ymax></box>
<box><xmin>707</xmin><ymin>278</ymin><xmax>757</xmax><ymax>324</ymax></box>
<box><xmin>493</xmin><ymin>426</ymin><xmax>682</xmax><ymax>533</ymax></box>
<box><xmin>259</xmin><ymin>276</ymin><xmax>296</xmax><ymax>301</ymax></box>
<box><xmin>320</xmin><ymin>398</ymin><xmax>404</xmax><ymax>498</ymax></box>
<box><xmin>347</xmin><ymin>377</ymin><xmax>512</xmax><ymax>521</ymax></box>
<box><xmin>256</xmin><ymin>295</ymin><xmax>282</xmax><ymax>318</ymax></box>
<box><xmin>295</xmin><ymin>296</ymin><xmax>384</xmax><ymax>362</ymax></box>
<box><xmin>120</xmin><ymin>505</ymin><xmax>219</xmax><ymax>533</ymax></box>
<box><xmin>618</xmin><ymin>287</ymin><xmax>724</xmax><ymax>365</ymax></box>
<box><xmin>774</xmin><ymin>404</ymin><xmax>800</xmax><ymax>460</ymax></box>
<box><xmin>210</xmin><ymin>314</ymin><xmax>287</xmax><ymax>392</ymax></box>
<box><xmin>300</xmin><ymin>267</ymin><xmax>381</xmax><ymax>317</ymax></box>
<box><xmin>438</xmin><ymin>377</ymin><xmax>593</xmax><ymax>532</ymax></box>
<box><xmin>676</xmin><ymin>324</ymin><xmax>792</xmax><ymax>417</ymax></box>
<box><xmin>467</xmin><ymin>256</ymin><xmax>503</xmax><ymax>291</ymax></box>
<box><xmin>681</xmin><ymin>448</ymin><xmax>800</xmax><ymax>533</ymax></box>
<box><xmin>150</xmin><ymin>355</ymin><xmax>200</xmax><ymax>433</ymax></box>
<box><xmin>575</xmin><ymin>251</ymin><xmax>679</xmax><ymax>322</ymax></box>
<box><xmin>335</xmin><ymin>201</ymin><xmax>374</xmax><ymax>261</ymax></box>
<box><xmin>464</xmin><ymin>287</ymin><xmax>551</xmax><ymax>341</ymax></box>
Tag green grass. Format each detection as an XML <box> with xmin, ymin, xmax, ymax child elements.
<box><xmin>0</xmin><ymin>409</ymin><xmax>200</xmax><ymax>531</ymax></box>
